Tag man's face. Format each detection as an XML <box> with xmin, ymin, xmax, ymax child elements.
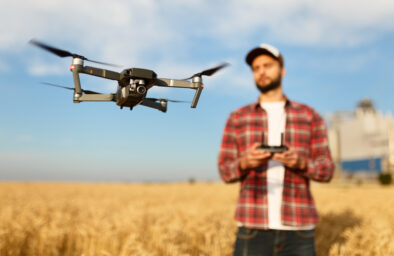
<box><xmin>251</xmin><ymin>54</ymin><xmax>285</xmax><ymax>93</ymax></box>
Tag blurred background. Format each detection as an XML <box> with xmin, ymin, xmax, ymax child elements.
<box><xmin>1</xmin><ymin>0</ymin><xmax>393</xmax><ymax>182</ymax></box>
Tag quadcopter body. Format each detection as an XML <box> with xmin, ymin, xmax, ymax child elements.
<box><xmin>31</xmin><ymin>39</ymin><xmax>228</xmax><ymax>112</ymax></box>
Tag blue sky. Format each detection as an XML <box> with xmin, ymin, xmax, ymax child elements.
<box><xmin>1</xmin><ymin>0</ymin><xmax>394</xmax><ymax>181</ymax></box>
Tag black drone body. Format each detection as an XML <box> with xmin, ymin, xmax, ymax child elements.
<box><xmin>30</xmin><ymin>39</ymin><xmax>228</xmax><ymax>112</ymax></box>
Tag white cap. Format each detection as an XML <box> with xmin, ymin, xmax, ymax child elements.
<box><xmin>245</xmin><ymin>43</ymin><xmax>283</xmax><ymax>66</ymax></box>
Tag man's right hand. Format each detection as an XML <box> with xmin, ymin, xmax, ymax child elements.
<box><xmin>239</xmin><ymin>143</ymin><xmax>272</xmax><ymax>171</ymax></box>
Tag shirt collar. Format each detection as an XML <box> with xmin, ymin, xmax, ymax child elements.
<box><xmin>253</xmin><ymin>95</ymin><xmax>294</xmax><ymax>110</ymax></box>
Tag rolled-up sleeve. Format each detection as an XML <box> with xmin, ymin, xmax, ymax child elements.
<box><xmin>302</xmin><ymin>110</ymin><xmax>335</xmax><ymax>182</ymax></box>
<box><xmin>218</xmin><ymin>113</ymin><xmax>244</xmax><ymax>183</ymax></box>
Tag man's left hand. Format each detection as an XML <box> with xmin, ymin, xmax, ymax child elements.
<box><xmin>272</xmin><ymin>148</ymin><xmax>307</xmax><ymax>170</ymax></box>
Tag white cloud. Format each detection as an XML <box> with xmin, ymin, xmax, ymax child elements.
<box><xmin>1</xmin><ymin>0</ymin><xmax>394</xmax><ymax>81</ymax></box>
<box><xmin>2</xmin><ymin>0</ymin><xmax>393</xmax><ymax>53</ymax></box>
<box><xmin>1</xmin><ymin>0</ymin><xmax>181</xmax><ymax>63</ymax></box>
<box><xmin>27</xmin><ymin>61</ymin><xmax>66</xmax><ymax>76</ymax></box>
<box><xmin>205</xmin><ymin>0</ymin><xmax>394</xmax><ymax>47</ymax></box>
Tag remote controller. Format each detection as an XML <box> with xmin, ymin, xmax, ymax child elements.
<box><xmin>258</xmin><ymin>132</ymin><xmax>288</xmax><ymax>153</ymax></box>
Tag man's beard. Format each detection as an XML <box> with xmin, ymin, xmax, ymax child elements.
<box><xmin>255</xmin><ymin>76</ymin><xmax>282</xmax><ymax>94</ymax></box>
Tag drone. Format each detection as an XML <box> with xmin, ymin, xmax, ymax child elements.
<box><xmin>29</xmin><ymin>39</ymin><xmax>228</xmax><ymax>112</ymax></box>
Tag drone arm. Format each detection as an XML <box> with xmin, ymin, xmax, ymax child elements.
<box><xmin>78</xmin><ymin>94</ymin><xmax>116</xmax><ymax>102</ymax></box>
<box><xmin>71</xmin><ymin>62</ymin><xmax>121</xmax><ymax>102</ymax></box>
<box><xmin>72</xmin><ymin>67</ymin><xmax>83</xmax><ymax>99</ymax></box>
<box><xmin>140</xmin><ymin>99</ymin><xmax>167</xmax><ymax>112</ymax></box>
<box><xmin>191</xmin><ymin>86</ymin><xmax>203</xmax><ymax>108</ymax></box>
<box><xmin>81</xmin><ymin>66</ymin><xmax>121</xmax><ymax>81</ymax></box>
<box><xmin>156</xmin><ymin>78</ymin><xmax>203</xmax><ymax>108</ymax></box>
<box><xmin>156</xmin><ymin>78</ymin><xmax>197</xmax><ymax>89</ymax></box>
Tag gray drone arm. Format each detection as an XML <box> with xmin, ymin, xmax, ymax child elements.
<box><xmin>155</xmin><ymin>78</ymin><xmax>196</xmax><ymax>88</ymax></box>
<box><xmin>71</xmin><ymin>65</ymin><xmax>116</xmax><ymax>102</ymax></box>
<box><xmin>81</xmin><ymin>66</ymin><xmax>121</xmax><ymax>81</ymax></box>
<box><xmin>77</xmin><ymin>93</ymin><xmax>116</xmax><ymax>102</ymax></box>
<box><xmin>155</xmin><ymin>77</ymin><xmax>203</xmax><ymax>108</ymax></box>
<box><xmin>70</xmin><ymin>59</ymin><xmax>121</xmax><ymax>102</ymax></box>
<box><xmin>140</xmin><ymin>98</ymin><xmax>167</xmax><ymax>112</ymax></box>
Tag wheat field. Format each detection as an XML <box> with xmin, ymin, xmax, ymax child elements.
<box><xmin>0</xmin><ymin>182</ymin><xmax>393</xmax><ymax>256</ymax></box>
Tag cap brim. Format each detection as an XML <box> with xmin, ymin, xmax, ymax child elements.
<box><xmin>245</xmin><ymin>48</ymin><xmax>279</xmax><ymax>66</ymax></box>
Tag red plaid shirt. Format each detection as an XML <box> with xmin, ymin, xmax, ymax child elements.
<box><xmin>218</xmin><ymin>99</ymin><xmax>334</xmax><ymax>229</ymax></box>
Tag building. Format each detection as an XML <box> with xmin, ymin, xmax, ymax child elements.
<box><xmin>328</xmin><ymin>99</ymin><xmax>394</xmax><ymax>177</ymax></box>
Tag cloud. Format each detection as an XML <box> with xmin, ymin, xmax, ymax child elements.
<box><xmin>27</xmin><ymin>61</ymin><xmax>66</xmax><ymax>76</ymax></box>
<box><xmin>205</xmin><ymin>0</ymin><xmax>394</xmax><ymax>47</ymax></box>
<box><xmin>3</xmin><ymin>0</ymin><xmax>394</xmax><ymax>54</ymax></box>
<box><xmin>1</xmin><ymin>0</ymin><xmax>179</xmax><ymax>63</ymax></box>
<box><xmin>2</xmin><ymin>0</ymin><xmax>394</xmax><ymax>84</ymax></box>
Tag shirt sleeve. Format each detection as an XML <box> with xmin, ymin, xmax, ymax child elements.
<box><xmin>301</xmin><ymin>110</ymin><xmax>335</xmax><ymax>182</ymax></box>
<box><xmin>217</xmin><ymin>113</ymin><xmax>244</xmax><ymax>183</ymax></box>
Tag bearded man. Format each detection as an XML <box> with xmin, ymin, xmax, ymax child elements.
<box><xmin>218</xmin><ymin>43</ymin><xmax>334</xmax><ymax>256</ymax></box>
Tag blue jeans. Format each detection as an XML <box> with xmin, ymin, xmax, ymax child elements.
<box><xmin>233</xmin><ymin>227</ymin><xmax>315</xmax><ymax>256</ymax></box>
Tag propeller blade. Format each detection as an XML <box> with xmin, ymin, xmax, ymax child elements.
<box><xmin>184</xmin><ymin>62</ymin><xmax>229</xmax><ymax>80</ymax></box>
<box><xmin>41</xmin><ymin>82</ymin><xmax>102</xmax><ymax>94</ymax></box>
<box><xmin>85</xmin><ymin>58</ymin><xmax>122</xmax><ymax>68</ymax></box>
<box><xmin>200</xmin><ymin>63</ymin><xmax>230</xmax><ymax>77</ymax></box>
<box><xmin>30</xmin><ymin>39</ymin><xmax>76</xmax><ymax>58</ymax></box>
<box><xmin>41</xmin><ymin>82</ymin><xmax>74</xmax><ymax>90</ymax></box>
<box><xmin>30</xmin><ymin>39</ymin><xmax>121</xmax><ymax>67</ymax></box>
<box><xmin>145</xmin><ymin>97</ymin><xmax>190</xmax><ymax>103</ymax></box>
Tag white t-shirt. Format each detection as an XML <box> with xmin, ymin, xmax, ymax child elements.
<box><xmin>260</xmin><ymin>101</ymin><xmax>314</xmax><ymax>230</ymax></box>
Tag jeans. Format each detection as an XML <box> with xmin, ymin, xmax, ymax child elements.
<box><xmin>233</xmin><ymin>227</ymin><xmax>315</xmax><ymax>256</ymax></box>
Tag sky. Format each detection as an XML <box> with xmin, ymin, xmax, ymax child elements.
<box><xmin>1</xmin><ymin>0</ymin><xmax>394</xmax><ymax>182</ymax></box>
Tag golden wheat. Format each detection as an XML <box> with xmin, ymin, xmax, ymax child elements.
<box><xmin>0</xmin><ymin>182</ymin><xmax>393</xmax><ymax>256</ymax></box>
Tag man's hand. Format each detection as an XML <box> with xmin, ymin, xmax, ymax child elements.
<box><xmin>240</xmin><ymin>143</ymin><xmax>272</xmax><ymax>171</ymax></box>
<box><xmin>272</xmin><ymin>148</ymin><xmax>307</xmax><ymax>170</ymax></box>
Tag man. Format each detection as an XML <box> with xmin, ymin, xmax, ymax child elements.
<box><xmin>218</xmin><ymin>43</ymin><xmax>334</xmax><ymax>256</ymax></box>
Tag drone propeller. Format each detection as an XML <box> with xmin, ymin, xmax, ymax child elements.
<box><xmin>41</xmin><ymin>82</ymin><xmax>102</xmax><ymax>94</ymax></box>
<box><xmin>184</xmin><ymin>62</ymin><xmax>229</xmax><ymax>80</ymax></box>
<box><xmin>145</xmin><ymin>97</ymin><xmax>189</xmax><ymax>103</ymax></box>
<box><xmin>29</xmin><ymin>39</ymin><xmax>121</xmax><ymax>68</ymax></box>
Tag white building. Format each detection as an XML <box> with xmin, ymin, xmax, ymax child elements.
<box><xmin>328</xmin><ymin>99</ymin><xmax>394</xmax><ymax>175</ymax></box>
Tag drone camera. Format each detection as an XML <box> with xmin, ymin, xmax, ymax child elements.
<box><xmin>136</xmin><ymin>82</ymin><xmax>147</xmax><ymax>95</ymax></box>
<box><xmin>136</xmin><ymin>86</ymin><xmax>146</xmax><ymax>95</ymax></box>
<box><xmin>119</xmin><ymin>68</ymin><xmax>157</xmax><ymax>92</ymax></box>
<box><xmin>129</xmin><ymin>79</ymin><xmax>147</xmax><ymax>95</ymax></box>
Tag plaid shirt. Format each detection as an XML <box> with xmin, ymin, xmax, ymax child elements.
<box><xmin>218</xmin><ymin>99</ymin><xmax>334</xmax><ymax>229</ymax></box>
